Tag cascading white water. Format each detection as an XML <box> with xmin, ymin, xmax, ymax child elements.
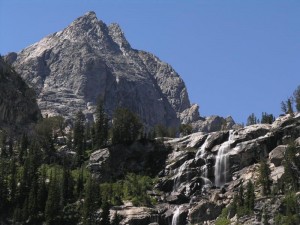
<box><xmin>195</xmin><ymin>135</ymin><xmax>210</xmax><ymax>160</ymax></box>
<box><xmin>195</xmin><ymin>136</ymin><xmax>212</xmax><ymax>188</ymax></box>
<box><xmin>171</xmin><ymin>206</ymin><xmax>181</xmax><ymax>225</ymax></box>
<box><xmin>173</xmin><ymin>161</ymin><xmax>188</xmax><ymax>192</ymax></box>
<box><xmin>214</xmin><ymin>130</ymin><xmax>234</xmax><ymax>187</ymax></box>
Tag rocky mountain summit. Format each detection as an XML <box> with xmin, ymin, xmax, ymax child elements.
<box><xmin>89</xmin><ymin>113</ymin><xmax>300</xmax><ymax>224</ymax></box>
<box><xmin>6</xmin><ymin>11</ymin><xmax>212</xmax><ymax>130</ymax></box>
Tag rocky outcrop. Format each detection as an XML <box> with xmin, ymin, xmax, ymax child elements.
<box><xmin>110</xmin><ymin>203</ymin><xmax>160</xmax><ymax>225</ymax></box>
<box><xmin>86</xmin><ymin>114</ymin><xmax>300</xmax><ymax>225</ymax></box>
<box><xmin>88</xmin><ymin>140</ymin><xmax>170</xmax><ymax>182</ymax></box>
<box><xmin>155</xmin><ymin>114</ymin><xmax>299</xmax><ymax>224</ymax></box>
<box><xmin>269</xmin><ymin>145</ymin><xmax>287</xmax><ymax>167</ymax></box>
<box><xmin>8</xmin><ymin>11</ymin><xmax>199</xmax><ymax>129</ymax></box>
<box><xmin>191</xmin><ymin>115</ymin><xmax>236</xmax><ymax>133</ymax></box>
<box><xmin>0</xmin><ymin>57</ymin><xmax>40</xmax><ymax>131</ymax></box>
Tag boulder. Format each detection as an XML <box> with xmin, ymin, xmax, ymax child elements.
<box><xmin>110</xmin><ymin>205</ymin><xmax>160</xmax><ymax>225</ymax></box>
<box><xmin>180</xmin><ymin>104</ymin><xmax>201</xmax><ymax>124</ymax></box>
<box><xmin>270</xmin><ymin>166</ymin><xmax>284</xmax><ymax>182</ymax></box>
<box><xmin>192</xmin><ymin>115</ymin><xmax>235</xmax><ymax>133</ymax></box>
<box><xmin>269</xmin><ymin>145</ymin><xmax>287</xmax><ymax>167</ymax></box>
<box><xmin>295</xmin><ymin>137</ymin><xmax>300</xmax><ymax>146</ymax></box>
<box><xmin>188</xmin><ymin>200</ymin><xmax>223</xmax><ymax>223</ymax></box>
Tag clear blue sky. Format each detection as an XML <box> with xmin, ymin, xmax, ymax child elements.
<box><xmin>1</xmin><ymin>0</ymin><xmax>300</xmax><ymax>124</ymax></box>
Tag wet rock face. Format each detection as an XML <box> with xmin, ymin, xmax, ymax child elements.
<box><xmin>10</xmin><ymin>11</ymin><xmax>197</xmax><ymax>129</ymax></box>
<box><xmin>152</xmin><ymin>114</ymin><xmax>300</xmax><ymax>224</ymax></box>
<box><xmin>86</xmin><ymin>114</ymin><xmax>300</xmax><ymax>225</ymax></box>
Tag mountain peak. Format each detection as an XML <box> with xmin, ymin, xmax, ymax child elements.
<box><xmin>84</xmin><ymin>11</ymin><xmax>97</xmax><ymax>18</ymax></box>
<box><xmin>108</xmin><ymin>23</ymin><xmax>131</xmax><ymax>50</ymax></box>
<box><xmin>70</xmin><ymin>11</ymin><xmax>100</xmax><ymax>30</ymax></box>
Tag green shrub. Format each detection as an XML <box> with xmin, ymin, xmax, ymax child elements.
<box><xmin>215</xmin><ymin>217</ymin><xmax>230</xmax><ymax>225</ymax></box>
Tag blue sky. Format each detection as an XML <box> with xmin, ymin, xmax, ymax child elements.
<box><xmin>1</xmin><ymin>0</ymin><xmax>299</xmax><ymax>124</ymax></box>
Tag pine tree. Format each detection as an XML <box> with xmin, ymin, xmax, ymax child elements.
<box><xmin>76</xmin><ymin>167</ymin><xmax>84</xmax><ymax>198</ymax></box>
<box><xmin>258</xmin><ymin>159</ymin><xmax>272</xmax><ymax>196</ymax></box>
<box><xmin>245</xmin><ymin>180</ymin><xmax>255</xmax><ymax>211</ymax></box>
<box><xmin>61</xmin><ymin>165</ymin><xmax>74</xmax><ymax>206</ymax></box>
<box><xmin>100</xmin><ymin>201</ymin><xmax>111</xmax><ymax>225</ymax></box>
<box><xmin>0</xmin><ymin>159</ymin><xmax>9</xmax><ymax>216</ymax></box>
<box><xmin>8</xmin><ymin>137</ymin><xmax>13</xmax><ymax>157</ymax></box>
<box><xmin>83</xmin><ymin>175</ymin><xmax>100</xmax><ymax>225</ymax></box>
<box><xmin>28</xmin><ymin>175</ymin><xmax>39</xmax><ymax>220</ymax></box>
<box><xmin>246</xmin><ymin>113</ymin><xmax>258</xmax><ymax>126</ymax></box>
<box><xmin>238</xmin><ymin>184</ymin><xmax>244</xmax><ymax>206</ymax></box>
<box><xmin>1</xmin><ymin>132</ymin><xmax>7</xmax><ymax>157</ymax></box>
<box><xmin>73</xmin><ymin>111</ymin><xmax>86</xmax><ymax>166</ymax></box>
<box><xmin>10</xmin><ymin>157</ymin><xmax>17</xmax><ymax>206</ymax></box>
<box><xmin>37</xmin><ymin>165</ymin><xmax>48</xmax><ymax>213</ymax></box>
<box><xmin>19</xmin><ymin>133</ymin><xmax>29</xmax><ymax>163</ymax></box>
<box><xmin>261</xmin><ymin>112</ymin><xmax>275</xmax><ymax>124</ymax></box>
<box><xmin>95</xmin><ymin>100</ymin><xmax>108</xmax><ymax>149</ymax></box>
<box><xmin>111</xmin><ymin>108</ymin><xmax>143</xmax><ymax>145</ymax></box>
<box><xmin>293</xmin><ymin>85</ymin><xmax>300</xmax><ymax>112</ymax></box>
<box><xmin>281</xmin><ymin>98</ymin><xmax>294</xmax><ymax>115</ymax></box>
<box><xmin>45</xmin><ymin>169</ymin><xmax>61</xmax><ymax>225</ymax></box>
<box><xmin>282</xmin><ymin>143</ymin><xmax>300</xmax><ymax>191</ymax></box>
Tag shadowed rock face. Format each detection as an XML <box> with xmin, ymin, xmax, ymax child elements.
<box><xmin>10</xmin><ymin>11</ymin><xmax>197</xmax><ymax>129</ymax></box>
<box><xmin>0</xmin><ymin>57</ymin><xmax>40</xmax><ymax>131</ymax></box>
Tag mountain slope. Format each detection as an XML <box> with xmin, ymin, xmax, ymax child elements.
<box><xmin>9</xmin><ymin>11</ymin><xmax>199</xmax><ymax>129</ymax></box>
<box><xmin>0</xmin><ymin>57</ymin><xmax>40</xmax><ymax>131</ymax></box>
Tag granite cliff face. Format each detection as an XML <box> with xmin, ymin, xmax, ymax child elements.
<box><xmin>9</xmin><ymin>11</ymin><xmax>198</xmax><ymax>129</ymax></box>
<box><xmin>0</xmin><ymin>57</ymin><xmax>40</xmax><ymax>131</ymax></box>
<box><xmin>88</xmin><ymin>113</ymin><xmax>300</xmax><ymax>225</ymax></box>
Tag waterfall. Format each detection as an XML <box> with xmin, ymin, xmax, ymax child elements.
<box><xmin>195</xmin><ymin>136</ymin><xmax>212</xmax><ymax>188</ymax></box>
<box><xmin>214</xmin><ymin>130</ymin><xmax>233</xmax><ymax>187</ymax></box>
<box><xmin>173</xmin><ymin>161</ymin><xmax>187</xmax><ymax>192</ymax></box>
<box><xmin>195</xmin><ymin>135</ymin><xmax>210</xmax><ymax>160</ymax></box>
<box><xmin>172</xmin><ymin>206</ymin><xmax>181</xmax><ymax>225</ymax></box>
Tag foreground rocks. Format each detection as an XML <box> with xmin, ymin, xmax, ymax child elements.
<box><xmin>88</xmin><ymin>114</ymin><xmax>300</xmax><ymax>225</ymax></box>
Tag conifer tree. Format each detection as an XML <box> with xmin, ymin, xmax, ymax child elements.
<box><xmin>95</xmin><ymin>100</ymin><xmax>108</xmax><ymax>149</ymax></box>
<box><xmin>293</xmin><ymin>85</ymin><xmax>300</xmax><ymax>112</ymax></box>
<box><xmin>45</xmin><ymin>169</ymin><xmax>61</xmax><ymax>225</ymax></box>
<box><xmin>282</xmin><ymin>143</ymin><xmax>300</xmax><ymax>191</ymax></box>
<box><xmin>0</xmin><ymin>132</ymin><xmax>7</xmax><ymax>157</ymax></box>
<box><xmin>111</xmin><ymin>108</ymin><xmax>143</xmax><ymax>145</ymax></box>
<box><xmin>246</xmin><ymin>113</ymin><xmax>259</xmax><ymax>126</ymax></box>
<box><xmin>61</xmin><ymin>165</ymin><xmax>74</xmax><ymax>206</ymax></box>
<box><xmin>245</xmin><ymin>180</ymin><xmax>255</xmax><ymax>211</ymax></box>
<box><xmin>100</xmin><ymin>201</ymin><xmax>111</xmax><ymax>225</ymax></box>
<box><xmin>76</xmin><ymin>167</ymin><xmax>84</xmax><ymax>198</ymax></box>
<box><xmin>83</xmin><ymin>175</ymin><xmax>100</xmax><ymax>225</ymax></box>
<box><xmin>28</xmin><ymin>175</ymin><xmax>39</xmax><ymax>220</ymax></box>
<box><xmin>261</xmin><ymin>112</ymin><xmax>275</xmax><ymax>124</ymax></box>
<box><xmin>238</xmin><ymin>184</ymin><xmax>244</xmax><ymax>206</ymax></box>
<box><xmin>10</xmin><ymin>157</ymin><xmax>17</xmax><ymax>206</ymax></box>
<box><xmin>0</xmin><ymin>159</ymin><xmax>9</xmax><ymax>216</ymax></box>
<box><xmin>73</xmin><ymin>111</ymin><xmax>86</xmax><ymax>165</ymax></box>
<box><xmin>19</xmin><ymin>133</ymin><xmax>29</xmax><ymax>163</ymax></box>
<box><xmin>37</xmin><ymin>165</ymin><xmax>48</xmax><ymax>213</ymax></box>
<box><xmin>258</xmin><ymin>159</ymin><xmax>272</xmax><ymax>196</ymax></box>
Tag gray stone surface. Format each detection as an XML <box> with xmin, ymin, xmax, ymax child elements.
<box><xmin>10</xmin><ymin>11</ymin><xmax>198</xmax><ymax>129</ymax></box>
<box><xmin>269</xmin><ymin>145</ymin><xmax>287</xmax><ymax>167</ymax></box>
<box><xmin>0</xmin><ymin>57</ymin><xmax>41</xmax><ymax>130</ymax></box>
